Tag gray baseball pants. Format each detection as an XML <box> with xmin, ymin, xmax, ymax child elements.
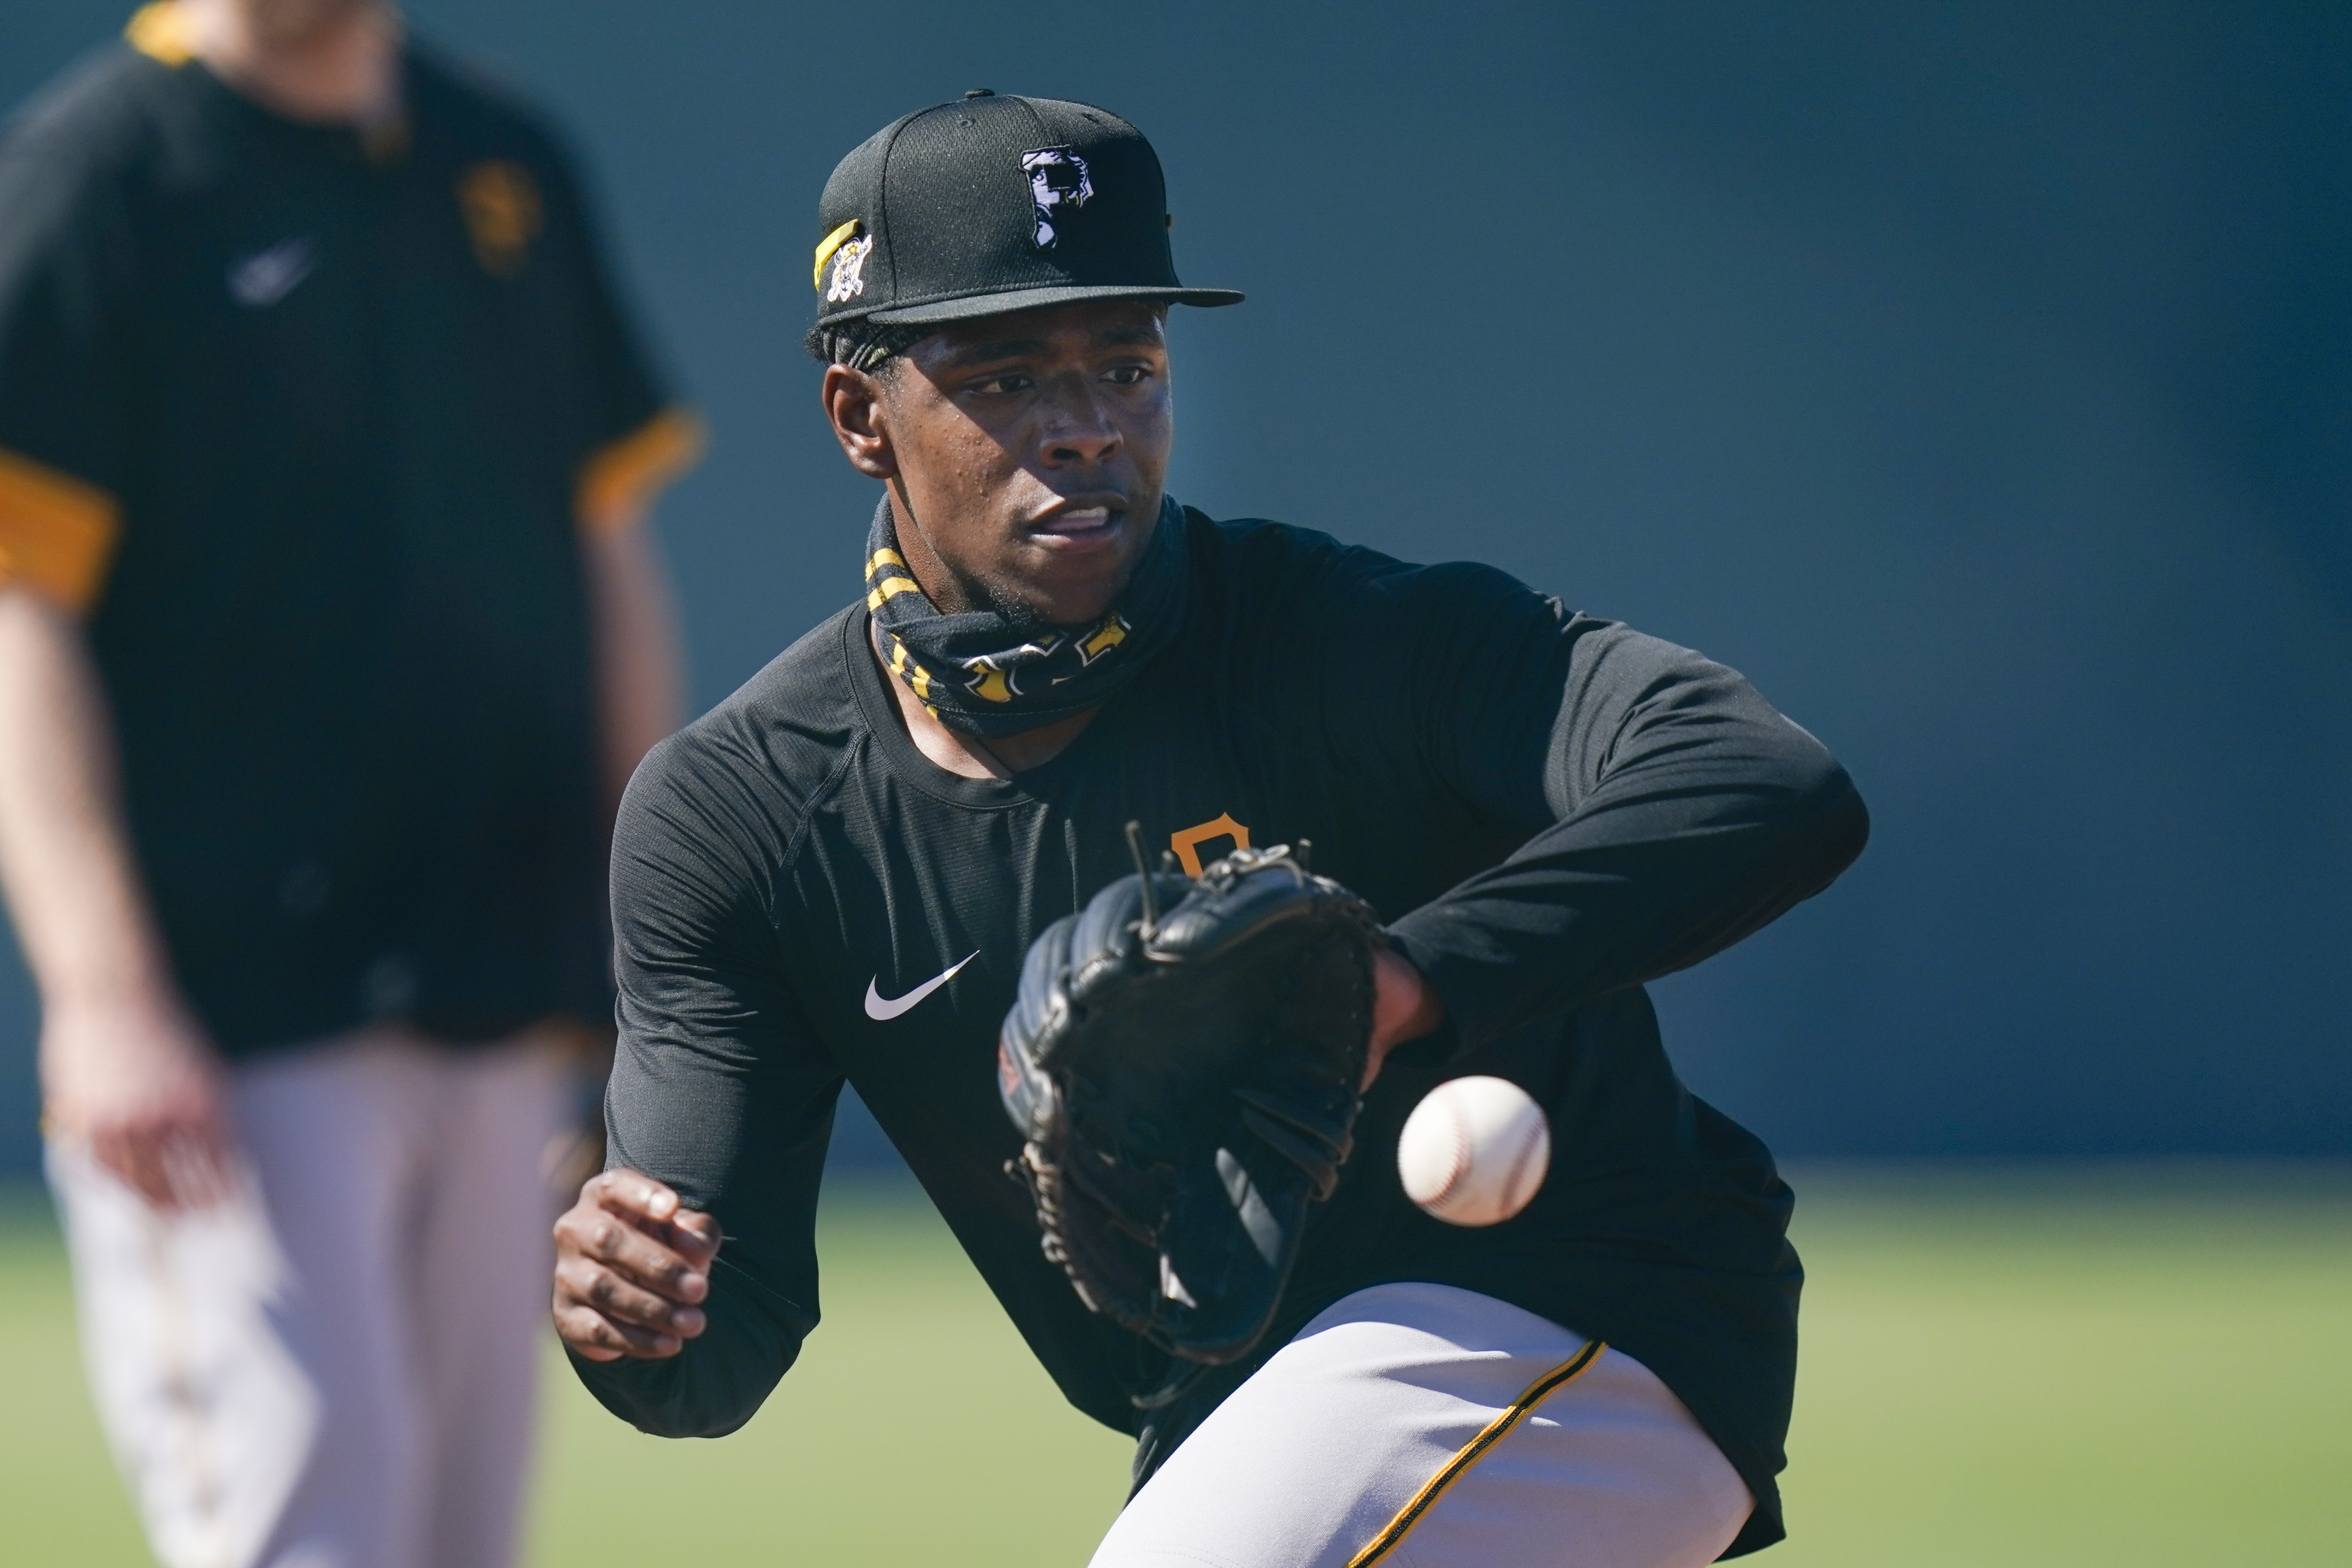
<box><xmin>46</xmin><ymin>1024</ymin><xmax>571</xmax><ymax>1568</ymax></box>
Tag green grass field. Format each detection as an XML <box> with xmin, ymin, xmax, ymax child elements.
<box><xmin>2</xmin><ymin>1167</ymin><xmax>2347</xmax><ymax>1567</ymax></box>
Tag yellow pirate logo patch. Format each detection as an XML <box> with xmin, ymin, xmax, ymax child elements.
<box><xmin>458</xmin><ymin>161</ymin><xmax>543</xmax><ymax>277</ymax></box>
<box><xmin>824</xmin><ymin>235</ymin><xmax>874</xmax><ymax>303</ymax></box>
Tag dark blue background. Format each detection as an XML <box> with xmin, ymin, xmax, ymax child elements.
<box><xmin>2</xmin><ymin>2</ymin><xmax>2345</xmax><ymax>1170</ymax></box>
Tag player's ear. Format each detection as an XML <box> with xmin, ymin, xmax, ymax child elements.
<box><xmin>823</xmin><ymin>363</ymin><xmax>898</xmax><ymax>480</ymax></box>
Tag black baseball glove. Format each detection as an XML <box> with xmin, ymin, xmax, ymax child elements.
<box><xmin>997</xmin><ymin>838</ymin><xmax>1381</xmax><ymax>1367</ymax></box>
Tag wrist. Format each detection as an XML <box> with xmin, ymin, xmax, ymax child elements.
<box><xmin>21</xmin><ymin>898</ymin><xmax>183</xmax><ymax>1023</ymax></box>
<box><xmin>38</xmin><ymin>979</ymin><xmax>212</xmax><ymax>1078</ymax></box>
<box><xmin>41</xmin><ymin>970</ymin><xmax>186</xmax><ymax>1022</ymax></box>
<box><xmin>1365</xmin><ymin>948</ymin><xmax>1445</xmax><ymax>1091</ymax></box>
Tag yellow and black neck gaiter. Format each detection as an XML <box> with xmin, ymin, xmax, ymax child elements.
<box><xmin>863</xmin><ymin>493</ymin><xmax>1190</xmax><ymax>738</ymax></box>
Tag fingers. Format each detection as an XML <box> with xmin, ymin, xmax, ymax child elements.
<box><xmin>551</xmin><ymin>1168</ymin><xmax>718</xmax><ymax>1361</ymax></box>
<box><xmin>94</xmin><ymin>1126</ymin><xmax>175</xmax><ymax>1208</ymax></box>
<box><xmin>668</xmin><ymin>1204</ymin><xmax>721</xmax><ymax>1260</ymax></box>
<box><xmin>554</xmin><ymin>1253</ymin><xmax>705</xmax><ymax>1336</ymax></box>
<box><xmin>585</xmin><ymin>1166</ymin><xmax>682</xmax><ymax>1222</ymax></box>
<box><xmin>558</xmin><ymin>1204</ymin><xmax>710</xmax><ymax>1301</ymax></box>
<box><xmin>581</xmin><ymin>1168</ymin><xmax>721</xmax><ymax>1265</ymax></box>
<box><xmin>553</xmin><ymin>1297</ymin><xmax>684</xmax><ymax>1361</ymax></box>
<box><xmin>157</xmin><ymin>1130</ymin><xmax>237</xmax><ymax>1210</ymax></box>
<box><xmin>92</xmin><ymin>1115</ymin><xmax>239</xmax><ymax>1212</ymax></box>
<box><xmin>60</xmin><ymin>1023</ymin><xmax>241</xmax><ymax>1214</ymax></box>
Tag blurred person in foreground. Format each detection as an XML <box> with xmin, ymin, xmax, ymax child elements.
<box><xmin>552</xmin><ymin>94</ymin><xmax>1865</xmax><ymax>1565</ymax></box>
<box><xmin>0</xmin><ymin>2</ymin><xmax>695</xmax><ymax>1565</ymax></box>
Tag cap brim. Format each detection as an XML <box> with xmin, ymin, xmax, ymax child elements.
<box><xmin>859</xmin><ymin>283</ymin><xmax>1244</xmax><ymax>327</ymax></box>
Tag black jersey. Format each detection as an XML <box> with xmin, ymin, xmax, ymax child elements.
<box><xmin>0</xmin><ymin>22</ymin><xmax>696</xmax><ymax>1055</ymax></box>
<box><xmin>576</xmin><ymin>511</ymin><xmax>1866</xmax><ymax>1558</ymax></box>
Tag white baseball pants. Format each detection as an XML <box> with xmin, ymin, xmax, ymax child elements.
<box><xmin>46</xmin><ymin>1025</ymin><xmax>571</xmax><ymax>1568</ymax></box>
<box><xmin>1093</xmin><ymin>1282</ymin><xmax>1754</xmax><ymax>1568</ymax></box>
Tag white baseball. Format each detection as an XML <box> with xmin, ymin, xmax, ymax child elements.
<box><xmin>1397</xmin><ymin>1075</ymin><xmax>1550</xmax><ymax>1227</ymax></box>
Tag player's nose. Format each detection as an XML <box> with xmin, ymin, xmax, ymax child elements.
<box><xmin>1037</xmin><ymin>383</ymin><xmax>1123</xmax><ymax>468</ymax></box>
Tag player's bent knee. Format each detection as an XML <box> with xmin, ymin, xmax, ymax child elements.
<box><xmin>1094</xmin><ymin>1285</ymin><xmax>1752</xmax><ymax>1568</ymax></box>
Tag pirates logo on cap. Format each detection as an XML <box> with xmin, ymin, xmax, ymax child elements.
<box><xmin>824</xmin><ymin>235</ymin><xmax>874</xmax><ymax>302</ymax></box>
<box><xmin>813</xmin><ymin>220</ymin><xmax>874</xmax><ymax>302</ymax></box>
<box><xmin>1020</xmin><ymin>148</ymin><xmax>1093</xmax><ymax>248</ymax></box>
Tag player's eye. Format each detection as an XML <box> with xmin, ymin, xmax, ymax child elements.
<box><xmin>967</xmin><ymin>372</ymin><xmax>1033</xmax><ymax>396</ymax></box>
<box><xmin>1103</xmin><ymin>364</ymin><xmax>1152</xmax><ymax>386</ymax></box>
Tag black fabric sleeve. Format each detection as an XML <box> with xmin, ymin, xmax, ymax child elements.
<box><xmin>530</xmin><ymin>134</ymin><xmax>704</xmax><ymax>534</ymax></box>
<box><xmin>0</xmin><ymin>125</ymin><xmax>134</xmax><ymax>490</ymax></box>
<box><xmin>0</xmin><ymin>124</ymin><xmax>138</xmax><ymax>608</ymax></box>
<box><xmin>532</xmin><ymin>129</ymin><xmax>671</xmax><ymax>452</ymax></box>
<box><xmin>566</xmin><ymin>732</ymin><xmax>840</xmax><ymax>1436</ymax></box>
<box><xmin>1343</xmin><ymin>560</ymin><xmax>1869</xmax><ymax>1054</ymax></box>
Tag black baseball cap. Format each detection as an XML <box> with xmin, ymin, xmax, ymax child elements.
<box><xmin>810</xmin><ymin>90</ymin><xmax>1243</xmax><ymax>329</ymax></box>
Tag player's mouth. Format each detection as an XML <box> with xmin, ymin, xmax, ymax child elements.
<box><xmin>1026</xmin><ymin>499</ymin><xmax>1126</xmax><ymax>551</ymax></box>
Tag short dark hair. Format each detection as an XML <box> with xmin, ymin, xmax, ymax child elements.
<box><xmin>804</xmin><ymin>316</ymin><xmax>932</xmax><ymax>374</ymax></box>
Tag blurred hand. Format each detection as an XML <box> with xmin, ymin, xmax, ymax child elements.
<box><xmin>40</xmin><ymin>988</ymin><xmax>237</xmax><ymax>1210</ymax></box>
<box><xmin>1363</xmin><ymin>946</ymin><xmax>1445</xmax><ymax>1092</ymax></box>
<box><xmin>553</xmin><ymin>1169</ymin><xmax>720</xmax><ymax>1361</ymax></box>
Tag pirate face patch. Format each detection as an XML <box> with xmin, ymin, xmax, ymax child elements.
<box><xmin>824</xmin><ymin>235</ymin><xmax>875</xmax><ymax>303</ymax></box>
<box><xmin>1020</xmin><ymin>148</ymin><xmax>1093</xmax><ymax>248</ymax></box>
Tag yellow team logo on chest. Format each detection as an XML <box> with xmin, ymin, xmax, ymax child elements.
<box><xmin>1169</xmin><ymin>813</ymin><xmax>1251</xmax><ymax>876</ymax></box>
<box><xmin>459</xmin><ymin>161</ymin><xmax>543</xmax><ymax>276</ymax></box>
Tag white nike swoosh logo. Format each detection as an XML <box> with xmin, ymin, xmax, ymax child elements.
<box><xmin>864</xmin><ymin>952</ymin><xmax>977</xmax><ymax>1021</ymax></box>
<box><xmin>228</xmin><ymin>238</ymin><xmax>318</xmax><ymax>308</ymax></box>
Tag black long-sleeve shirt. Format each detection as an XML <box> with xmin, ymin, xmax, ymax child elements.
<box><xmin>575</xmin><ymin>510</ymin><xmax>1867</xmax><ymax>1558</ymax></box>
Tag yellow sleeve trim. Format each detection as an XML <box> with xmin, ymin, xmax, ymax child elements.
<box><xmin>577</xmin><ymin>407</ymin><xmax>705</xmax><ymax>539</ymax></box>
<box><xmin>125</xmin><ymin>2</ymin><xmax>197</xmax><ymax>67</ymax></box>
<box><xmin>0</xmin><ymin>448</ymin><xmax>123</xmax><ymax>615</ymax></box>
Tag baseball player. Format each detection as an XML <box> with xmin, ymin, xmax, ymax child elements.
<box><xmin>0</xmin><ymin>3</ymin><xmax>693</xmax><ymax>1565</ymax></box>
<box><xmin>553</xmin><ymin>92</ymin><xmax>1866</xmax><ymax>1566</ymax></box>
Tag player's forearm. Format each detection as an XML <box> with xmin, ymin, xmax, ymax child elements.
<box><xmin>1385</xmin><ymin>660</ymin><xmax>1868</xmax><ymax>1053</ymax></box>
<box><xmin>567</xmin><ymin>1260</ymin><xmax>815</xmax><ymax>1437</ymax></box>
<box><xmin>0</xmin><ymin>588</ymin><xmax>178</xmax><ymax>1009</ymax></box>
<box><xmin>582</xmin><ymin>524</ymin><xmax>687</xmax><ymax>810</ymax></box>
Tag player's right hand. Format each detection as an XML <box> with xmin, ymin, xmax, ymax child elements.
<box><xmin>552</xmin><ymin>1169</ymin><xmax>720</xmax><ymax>1361</ymax></box>
<box><xmin>38</xmin><ymin>991</ymin><xmax>237</xmax><ymax>1212</ymax></box>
